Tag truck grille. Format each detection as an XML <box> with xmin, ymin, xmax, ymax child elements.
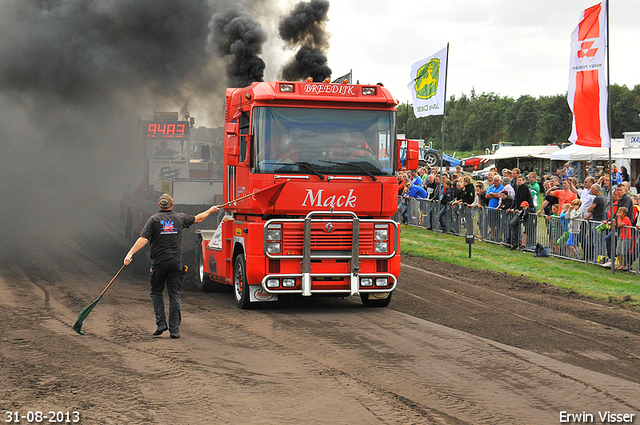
<box><xmin>280</xmin><ymin>222</ymin><xmax>374</xmax><ymax>253</ymax></box>
<box><xmin>264</xmin><ymin>215</ymin><xmax>397</xmax><ymax>260</ymax></box>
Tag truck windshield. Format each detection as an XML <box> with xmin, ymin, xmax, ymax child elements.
<box><xmin>253</xmin><ymin>107</ymin><xmax>395</xmax><ymax>176</ymax></box>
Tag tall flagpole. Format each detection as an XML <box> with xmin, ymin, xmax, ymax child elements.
<box><xmin>439</xmin><ymin>43</ymin><xmax>449</xmax><ymax>181</ymax></box>
<box><xmin>605</xmin><ymin>0</ymin><xmax>615</xmax><ymax>273</ymax></box>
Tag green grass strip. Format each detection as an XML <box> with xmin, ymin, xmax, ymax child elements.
<box><xmin>400</xmin><ymin>224</ymin><xmax>640</xmax><ymax>306</ymax></box>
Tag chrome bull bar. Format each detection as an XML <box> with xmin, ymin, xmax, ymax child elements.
<box><xmin>264</xmin><ymin>210</ymin><xmax>398</xmax><ymax>296</ymax></box>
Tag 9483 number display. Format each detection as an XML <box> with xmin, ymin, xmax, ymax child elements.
<box><xmin>5</xmin><ymin>411</ymin><xmax>80</xmax><ymax>423</ymax></box>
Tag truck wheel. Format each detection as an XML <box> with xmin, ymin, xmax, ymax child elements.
<box><xmin>424</xmin><ymin>151</ymin><xmax>440</xmax><ymax>168</ymax></box>
<box><xmin>195</xmin><ymin>242</ymin><xmax>230</xmax><ymax>293</ymax></box>
<box><xmin>233</xmin><ymin>255</ymin><xmax>252</xmax><ymax>309</ymax></box>
<box><xmin>360</xmin><ymin>292</ymin><xmax>392</xmax><ymax>308</ymax></box>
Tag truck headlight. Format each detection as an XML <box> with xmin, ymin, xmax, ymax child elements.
<box><xmin>266</xmin><ymin>228</ymin><xmax>281</xmax><ymax>241</ymax></box>
<box><xmin>374</xmin><ymin>242</ymin><xmax>388</xmax><ymax>253</ymax></box>
<box><xmin>360</xmin><ymin>277</ymin><xmax>373</xmax><ymax>287</ymax></box>
<box><xmin>266</xmin><ymin>242</ymin><xmax>281</xmax><ymax>254</ymax></box>
<box><xmin>282</xmin><ymin>278</ymin><xmax>296</xmax><ymax>287</ymax></box>
<box><xmin>374</xmin><ymin>229</ymin><xmax>388</xmax><ymax>241</ymax></box>
<box><xmin>375</xmin><ymin>278</ymin><xmax>388</xmax><ymax>287</ymax></box>
<box><xmin>266</xmin><ymin>278</ymin><xmax>280</xmax><ymax>288</ymax></box>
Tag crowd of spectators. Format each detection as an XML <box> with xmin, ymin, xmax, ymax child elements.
<box><xmin>398</xmin><ymin>162</ymin><xmax>640</xmax><ymax>272</ymax></box>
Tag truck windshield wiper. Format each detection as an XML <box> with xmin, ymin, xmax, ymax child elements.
<box><xmin>295</xmin><ymin>161</ymin><xmax>325</xmax><ymax>180</ymax></box>
<box><xmin>263</xmin><ymin>160</ymin><xmax>325</xmax><ymax>180</ymax></box>
<box><xmin>319</xmin><ymin>160</ymin><xmax>377</xmax><ymax>181</ymax></box>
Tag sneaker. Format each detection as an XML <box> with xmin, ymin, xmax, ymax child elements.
<box><xmin>601</xmin><ymin>260</ymin><xmax>612</xmax><ymax>268</ymax></box>
<box><xmin>170</xmin><ymin>330</ymin><xmax>180</xmax><ymax>339</ymax></box>
<box><xmin>152</xmin><ymin>325</ymin><xmax>168</xmax><ymax>336</ymax></box>
<box><xmin>517</xmin><ymin>246</ymin><xmax>526</xmax><ymax>251</ymax></box>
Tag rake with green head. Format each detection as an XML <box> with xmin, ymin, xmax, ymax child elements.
<box><xmin>73</xmin><ymin>264</ymin><xmax>126</xmax><ymax>335</ymax></box>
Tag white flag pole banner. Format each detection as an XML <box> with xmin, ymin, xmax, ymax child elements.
<box><xmin>407</xmin><ymin>46</ymin><xmax>448</xmax><ymax>117</ymax></box>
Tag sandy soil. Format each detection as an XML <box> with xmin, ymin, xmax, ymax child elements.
<box><xmin>1</xmin><ymin>219</ymin><xmax>639</xmax><ymax>424</ymax></box>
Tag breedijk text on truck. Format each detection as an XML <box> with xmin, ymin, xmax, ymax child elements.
<box><xmin>195</xmin><ymin>80</ymin><xmax>419</xmax><ymax>308</ymax></box>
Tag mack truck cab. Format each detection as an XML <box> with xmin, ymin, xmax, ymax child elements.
<box><xmin>196</xmin><ymin>80</ymin><xmax>419</xmax><ymax>308</ymax></box>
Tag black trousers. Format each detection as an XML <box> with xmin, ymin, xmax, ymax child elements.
<box><xmin>149</xmin><ymin>261</ymin><xmax>185</xmax><ymax>331</ymax></box>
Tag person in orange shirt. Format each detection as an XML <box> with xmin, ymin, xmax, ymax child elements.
<box><xmin>547</xmin><ymin>178</ymin><xmax>577</xmax><ymax>210</ymax></box>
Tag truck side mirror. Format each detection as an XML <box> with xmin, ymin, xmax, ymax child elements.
<box><xmin>225</xmin><ymin>123</ymin><xmax>240</xmax><ymax>166</ymax></box>
<box><xmin>225</xmin><ymin>122</ymin><xmax>239</xmax><ymax>136</ymax></box>
<box><xmin>396</xmin><ymin>138</ymin><xmax>419</xmax><ymax>171</ymax></box>
<box><xmin>226</xmin><ymin>138</ymin><xmax>239</xmax><ymax>167</ymax></box>
<box><xmin>405</xmin><ymin>139</ymin><xmax>419</xmax><ymax>170</ymax></box>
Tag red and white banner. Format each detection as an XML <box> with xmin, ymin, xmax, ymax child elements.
<box><xmin>568</xmin><ymin>1</ymin><xmax>609</xmax><ymax>148</ymax></box>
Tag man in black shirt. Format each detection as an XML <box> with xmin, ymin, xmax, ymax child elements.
<box><xmin>124</xmin><ymin>194</ymin><xmax>220</xmax><ymax>338</ymax></box>
<box><xmin>424</xmin><ymin>173</ymin><xmax>440</xmax><ymax>230</ymax></box>
<box><xmin>438</xmin><ymin>180</ymin><xmax>455</xmax><ymax>233</ymax></box>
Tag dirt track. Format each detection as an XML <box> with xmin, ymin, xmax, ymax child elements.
<box><xmin>1</xmin><ymin>216</ymin><xmax>639</xmax><ymax>424</ymax></box>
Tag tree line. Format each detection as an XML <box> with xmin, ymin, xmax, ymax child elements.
<box><xmin>397</xmin><ymin>84</ymin><xmax>640</xmax><ymax>153</ymax></box>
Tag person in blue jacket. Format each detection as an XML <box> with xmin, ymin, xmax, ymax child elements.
<box><xmin>402</xmin><ymin>183</ymin><xmax>427</xmax><ymax>224</ymax></box>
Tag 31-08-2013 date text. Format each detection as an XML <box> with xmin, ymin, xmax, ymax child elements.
<box><xmin>4</xmin><ymin>411</ymin><xmax>80</xmax><ymax>423</ymax></box>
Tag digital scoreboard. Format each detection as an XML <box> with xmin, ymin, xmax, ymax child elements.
<box><xmin>143</xmin><ymin>121</ymin><xmax>190</xmax><ymax>139</ymax></box>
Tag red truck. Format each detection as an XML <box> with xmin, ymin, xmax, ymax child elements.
<box><xmin>195</xmin><ymin>80</ymin><xmax>419</xmax><ymax>308</ymax></box>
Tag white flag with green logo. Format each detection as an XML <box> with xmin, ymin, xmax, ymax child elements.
<box><xmin>408</xmin><ymin>46</ymin><xmax>447</xmax><ymax>117</ymax></box>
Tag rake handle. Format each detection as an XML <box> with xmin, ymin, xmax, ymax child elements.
<box><xmin>99</xmin><ymin>264</ymin><xmax>126</xmax><ymax>297</ymax></box>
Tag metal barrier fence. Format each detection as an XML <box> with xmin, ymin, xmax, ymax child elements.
<box><xmin>396</xmin><ymin>198</ymin><xmax>640</xmax><ymax>273</ymax></box>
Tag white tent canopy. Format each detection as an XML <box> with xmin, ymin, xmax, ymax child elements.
<box><xmin>550</xmin><ymin>140</ymin><xmax>624</xmax><ymax>161</ymax></box>
<box><xmin>479</xmin><ymin>145</ymin><xmax>560</xmax><ymax>160</ymax></box>
<box><xmin>548</xmin><ymin>143</ymin><xmax>585</xmax><ymax>161</ymax></box>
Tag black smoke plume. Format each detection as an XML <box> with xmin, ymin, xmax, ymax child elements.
<box><xmin>279</xmin><ymin>0</ymin><xmax>332</xmax><ymax>82</ymax></box>
<box><xmin>0</xmin><ymin>0</ymin><xmax>221</xmax><ymax>119</ymax></box>
<box><xmin>0</xmin><ymin>0</ymin><xmax>265</xmax><ymax>249</ymax></box>
<box><xmin>209</xmin><ymin>3</ymin><xmax>268</xmax><ymax>88</ymax></box>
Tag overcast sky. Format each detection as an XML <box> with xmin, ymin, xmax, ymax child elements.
<box><xmin>284</xmin><ymin>0</ymin><xmax>639</xmax><ymax>104</ymax></box>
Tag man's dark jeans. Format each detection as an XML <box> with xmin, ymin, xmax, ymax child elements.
<box><xmin>149</xmin><ymin>261</ymin><xmax>184</xmax><ymax>332</ymax></box>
